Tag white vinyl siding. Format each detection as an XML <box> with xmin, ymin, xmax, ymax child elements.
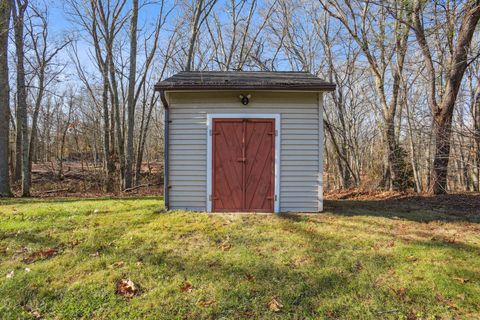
<box><xmin>167</xmin><ymin>91</ymin><xmax>323</xmax><ymax>212</ymax></box>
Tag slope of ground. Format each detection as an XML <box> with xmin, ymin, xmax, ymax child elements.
<box><xmin>0</xmin><ymin>197</ymin><xmax>479</xmax><ymax>319</ymax></box>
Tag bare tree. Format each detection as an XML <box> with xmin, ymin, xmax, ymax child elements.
<box><xmin>25</xmin><ymin>4</ymin><xmax>69</xmax><ymax>183</ymax></box>
<box><xmin>411</xmin><ymin>0</ymin><xmax>480</xmax><ymax>194</ymax></box>
<box><xmin>12</xmin><ymin>0</ymin><xmax>30</xmax><ymax>196</ymax></box>
<box><xmin>320</xmin><ymin>0</ymin><xmax>411</xmax><ymax>191</ymax></box>
<box><xmin>0</xmin><ymin>0</ymin><xmax>12</xmax><ymax>197</ymax></box>
<box><xmin>124</xmin><ymin>0</ymin><xmax>138</xmax><ymax>189</ymax></box>
<box><xmin>185</xmin><ymin>0</ymin><xmax>217</xmax><ymax>71</ymax></box>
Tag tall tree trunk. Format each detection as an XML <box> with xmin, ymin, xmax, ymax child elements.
<box><xmin>135</xmin><ymin>94</ymin><xmax>156</xmax><ymax>185</ymax></box>
<box><xmin>0</xmin><ymin>0</ymin><xmax>12</xmax><ymax>196</ymax></box>
<box><xmin>103</xmin><ymin>52</ymin><xmax>114</xmax><ymax>192</ymax></box>
<box><xmin>28</xmin><ymin>72</ymin><xmax>44</xmax><ymax>184</ymax></box>
<box><xmin>58</xmin><ymin>96</ymin><xmax>73</xmax><ymax>179</ymax></box>
<box><xmin>108</xmin><ymin>54</ymin><xmax>124</xmax><ymax>189</ymax></box>
<box><xmin>12</xmin><ymin>0</ymin><xmax>30</xmax><ymax>196</ymax></box>
<box><xmin>474</xmin><ymin>87</ymin><xmax>480</xmax><ymax>191</ymax></box>
<box><xmin>125</xmin><ymin>0</ymin><xmax>138</xmax><ymax>189</ymax></box>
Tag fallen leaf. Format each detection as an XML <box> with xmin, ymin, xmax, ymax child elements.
<box><xmin>354</xmin><ymin>260</ymin><xmax>363</xmax><ymax>272</ymax></box>
<box><xmin>90</xmin><ymin>251</ymin><xmax>100</xmax><ymax>257</ymax></box>
<box><xmin>180</xmin><ymin>280</ymin><xmax>193</xmax><ymax>292</ymax></box>
<box><xmin>93</xmin><ymin>209</ymin><xmax>100</xmax><ymax>214</ymax></box>
<box><xmin>198</xmin><ymin>299</ymin><xmax>216</xmax><ymax>308</ymax></box>
<box><xmin>267</xmin><ymin>297</ymin><xmax>283</xmax><ymax>312</ymax></box>
<box><xmin>452</xmin><ymin>276</ymin><xmax>469</xmax><ymax>283</ymax></box>
<box><xmin>113</xmin><ymin>261</ymin><xmax>125</xmax><ymax>268</ymax></box>
<box><xmin>23</xmin><ymin>248</ymin><xmax>58</xmax><ymax>263</ymax></box>
<box><xmin>68</xmin><ymin>239</ymin><xmax>80</xmax><ymax>247</ymax></box>
<box><xmin>219</xmin><ymin>241</ymin><xmax>231</xmax><ymax>252</ymax></box>
<box><xmin>291</xmin><ymin>256</ymin><xmax>311</xmax><ymax>268</ymax></box>
<box><xmin>245</xmin><ymin>274</ymin><xmax>256</xmax><ymax>281</ymax></box>
<box><xmin>30</xmin><ymin>310</ymin><xmax>41</xmax><ymax>319</ymax></box>
<box><xmin>406</xmin><ymin>311</ymin><xmax>418</xmax><ymax>320</ymax></box>
<box><xmin>325</xmin><ymin>310</ymin><xmax>336</xmax><ymax>318</ymax></box>
<box><xmin>116</xmin><ymin>279</ymin><xmax>138</xmax><ymax>298</ymax></box>
<box><xmin>406</xmin><ymin>255</ymin><xmax>417</xmax><ymax>262</ymax></box>
<box><xmin>391</xmin><ymin>287</ymin><xmax>409</xmax><ymax>301</ymax></box>
<box><xmin>6</xmin><ymin>271</ymin><xmax>14</xmax><ymax>278</ymax></box>
<box><xmin>25</xmin><ymin>267</ymin><xmax>31</xmax><ymax>272</ymax></box>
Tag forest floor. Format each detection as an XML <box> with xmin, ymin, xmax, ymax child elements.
<box><xmin>13</xmin><ymin>162</ymin><xmax>164</xmax><ymax>197</ymax></box>
<box><xmin>1</xmin><ymin>196</ymin><xmax>479</xmax><ymax>319</ymax></box>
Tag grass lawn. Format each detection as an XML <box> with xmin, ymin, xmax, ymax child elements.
<box><xmin>0</xmin><ymin>196</ymin><xmax>479</xmax><ymax>319</ymax></box>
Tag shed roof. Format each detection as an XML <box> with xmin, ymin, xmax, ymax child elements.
<box><xmin>155</xmin><ymin>71</ymin><xmax>336</xmax><ymax>92</ymax></box>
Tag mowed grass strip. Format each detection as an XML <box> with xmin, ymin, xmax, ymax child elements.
<box><xmin>0</xmin><ymin>197</ymin><xmax>479</xmax><ymax>319</ymax></box>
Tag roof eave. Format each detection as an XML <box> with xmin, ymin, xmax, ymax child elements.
<box><xmin>154</xmin><ymin>84</ymin><xmax>336</xmax><ymax>92</ymax></box>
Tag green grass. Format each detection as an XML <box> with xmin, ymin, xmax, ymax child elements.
<box><xmin>0</xmin><ymin>197</ymin><xmax>479</xmax><ymax>319</ymax></box>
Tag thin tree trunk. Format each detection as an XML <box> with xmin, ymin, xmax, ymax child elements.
<box><xmin>103</xmin><ymin>55</ymin><xmax>114</xmax><ymax>192</ymax></box>
<box><xmin>58</xmin><ymin>96</ymin><xmax>73</xmax><ymax>180</ymax></box>
<box><xmin>125</xmin><ymin>0</ymin><xmax>138</xmax><ymax>189</ymax></box>
<box><xmin>135</xmin><ymin>94</ymin><xmax>156</xmax><ymax>184</ymax></box>
<box><xmin>12</xmin><ymin>0</ymin><xmax>30</xmax><ymax>196</ymax></box>
<box><xmin>473</xmin><ymin>86</ymin><xmax>480</xmax><ymax>191</ymax></box>
<box><xmin>185</xmin><ymin>0</ymin><xmax>204</xmax><ymax>71</ymax></box>
<box><xmin>28</xmin><ymin>73</ymin><xmax>44</xmax><ymax>184</ymax></box>
<box><xmin>0</xmin><ymin>0</ymin><xmax>12</xmax><ymax>196</ymax></box>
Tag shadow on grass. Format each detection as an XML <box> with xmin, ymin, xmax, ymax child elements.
<box><xmin>322</xmin><ymin>195</ymin><xmax>480</xmax><ymax>224</ymax></box>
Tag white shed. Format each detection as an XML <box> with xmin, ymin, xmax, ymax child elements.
<box><xmin>155</xmin><ymin>71</ymin><xmax>336</xmax><ymax>213</ymax></box>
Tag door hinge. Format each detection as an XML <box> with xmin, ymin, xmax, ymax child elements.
<box><xmin>275</xmin><ymin>130</ymin><xmax>278</xmax><ymax>136</ymax></box>
<box><xmin>210</xmin><ymin>130</ymin><xmax>220</xmax><ymax>136</ymax></box>
<box><xmin>275</xmin><ymin>195</ymin><xmax>278</xmax><ymax>201</ymax></box>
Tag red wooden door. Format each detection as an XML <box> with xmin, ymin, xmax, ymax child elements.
<box><xmin>212</xmin><ymin>119</ymin><xmax>275</xmax><ymax>212</ymax></box>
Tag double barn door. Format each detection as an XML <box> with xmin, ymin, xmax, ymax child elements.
<box><xmin>212</xmin><ymin>119</ymin><xmax>275</xmax><ymax>212</ymax></box>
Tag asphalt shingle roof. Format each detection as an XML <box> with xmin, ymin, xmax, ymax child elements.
<box><xmin>155</xmin><ymin>71</ymin><xmax>336</xmax><ymax>91</ymax></box>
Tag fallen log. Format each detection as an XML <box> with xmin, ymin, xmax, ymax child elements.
<box><xmin>123</xmin><ymin>183</ymin><xmax>159</xmax><ymax>193</ymax></box>
<box><xmin>39</xmin><ymin>188</ymin><xmax>70</xmax><ymax>194</ymax></box>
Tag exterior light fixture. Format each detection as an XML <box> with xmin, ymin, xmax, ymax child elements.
<box><xmin>239</xmin><ymin>94</ymin><xmax>251</xmax><ymax>105</ymax></box>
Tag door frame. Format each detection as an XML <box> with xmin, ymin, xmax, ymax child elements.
<box><xmin>207</xmin><ymin>114</ymin><xmax>281</xmax><ymax>213</ymax></box>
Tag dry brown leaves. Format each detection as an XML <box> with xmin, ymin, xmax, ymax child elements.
<box><xmin>245</xmin><ymin>274</ymin><xmax>256</xmax><ymax>281</ymax></box>
<box><xmin>198</xmin><ymin>299</ymin><xmax>216</xmax><ymax>308</ymax></box>
<box><xmin>436</xmin><ymin>294</ymin><xmax>458</xmax><ymax>309</ymax></box>
<box><xmin>452</xmin><ymin>276</ymin><xmax>469</xmax><ymax>283</ymax></box>
<box><xmin>180</xmin><ymin>280</ymin><xmax>193</xmax><ymax>293</ymax></box>
<box><xmin>23</xmin><ymin>306</ymin><xmax>41</xmax><ymax>319</ymax></box>
<box><xmin>325</xmin><ymin>189</ymin><xmax>407</xmax><ymax>201</ymax></box>
<box><xmin>30</xmin><ymin>310</ymin><xmax>41</xmax><ymax>319</ymax></box>
<box><xmin>372</xmin><ymin>240</ymin><xmax>395</xmax><ymax>250</ymax></box>
<box><xmin>116</xmin><ymin>279</ymin><xmax>138</xmax><ymax>298</ymax></box>
<box><xmin>267</xmin><ymin>297</ymin><xmax>283</xmax><ymax>312</ymax></box>
<box><xmin>406</xmin><ymin>255</ymin><xmax>418</xmax><ymax>262</ymax></box>
<box><xmin>23</xmin><ymin>248</ymin><xmax>58</xmax><ymax>263</ymax></box>
<box><xmin>112</xmin><ymin>261</ymin><xmax>125</xmax><ymax>268</ymax></box>
<box><xmin>391</xmin><ymin>287</ymin><xmax>410</xmax><ymax>302</ymax></box>
<box><xmin>406</xmin><ymin>311</ymin><xmax>418</xmax><ymax>320</ymax></box>
<box><xmin>290</xmin><ymin>256</ymin><xmax>311</xmax><ymax>268</ymax></box>
<box><xmin>219</xmin><ymin>238</ymin><xmax>231</xmax><ymax>251</ymax></box>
